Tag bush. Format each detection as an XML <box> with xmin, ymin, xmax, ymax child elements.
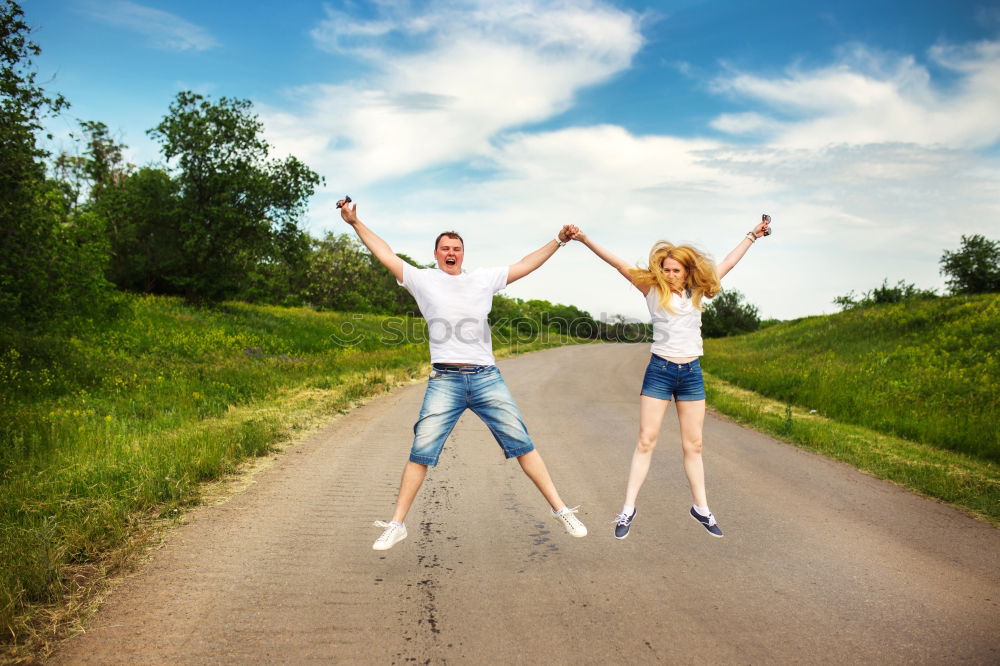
<box><xmin>702</xmin><ymin>290</ymin><xmax>760</xmax><ymax>338</ymax></box>
<box><xmin>834</xmin><ymin>279</ymin><xmax>937</xmax><ymax>311</ymax></box>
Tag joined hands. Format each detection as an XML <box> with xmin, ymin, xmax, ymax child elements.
<box><xmin>562</xmin><ymin>225</ymin><xmax>586</xmax><ymax>243</ymax></box>
<box><xmin>558</xmin><ymin>224</ymin><xmax>581</xmax><ymax>243</ymax></box>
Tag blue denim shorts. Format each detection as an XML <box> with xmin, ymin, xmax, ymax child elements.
<box><xmin>640</xmin><ymin>355</ymin><xmax>706</xmax><ymax>402</ymax></box>
<box><xmin>409</xmin><ymin>364</ymin><xmax>535</xmax><ymax>466</ymax></box>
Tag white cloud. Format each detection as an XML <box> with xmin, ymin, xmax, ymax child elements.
<box><xmin>263</xmin><ymin>0</ymin><xmax>642</xmax><ymax>183</ymax></box>
<box><xmin>711</xmin><ymin>40</ymin><xmax>1000</xmax><ymax>149</ymax></box>
<box><xmin>710</xmin><ymin>112</ymin><xmax>783</xmax><ymax>136</ymax></box>
<box><xmin>311</xmin><ymin>1</ymin><xmax>641</xmax><ymax>60</ymax></box>
<box><xmin>275</xmin><ymin>6</ymin><xmax>1000</xmax><ymax>321</ymax></box>
<box><xmin>79</xmin><ymin>0</ymin><xmax>219</xmax><ymax>52</ymax></box>
<box><xmin>324</xmin><ymin>127</ymin><xmax>1000</xmax><ymax>322</ymax></box>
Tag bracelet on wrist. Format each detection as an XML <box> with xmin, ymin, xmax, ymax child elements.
<box><xmin>556</xmin><ymin>237</ymin><xmax>568</xmax><ymax>247</ymax></box>
<box><xmin>745</xmin><ymin>232</ymin><xmax>757</xmax><ymax>243</ymax></box>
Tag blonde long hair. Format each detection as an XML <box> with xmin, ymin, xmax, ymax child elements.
<box><xmin>630</xmin><ymin>242</ymin><xmax>721</xmax><ymax>313</ymax></box>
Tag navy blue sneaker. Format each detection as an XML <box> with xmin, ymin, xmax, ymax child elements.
<box><xmin>613</xmin><ymin>508</ymin><xmax>636</xmax><ymax>539</ymax></box>
<box><xmin>689</xmin><ymin>507</ymin><xmax>723</xmax><ymax>537</ymax></box>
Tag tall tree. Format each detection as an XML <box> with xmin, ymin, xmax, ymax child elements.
<box><xmin>242</xmin><ymin>218</ymin><xmax>315</xmax><ymax>306</ymax></box>
<box><xmin>304</xmin><ymin>232</ymin><xmax>420</xmax><ymax>315</ymax></box>
<box><xmin>0</xmin><ymin>1</ymin><xmax>112</xmax><ymax>328</ymax></box>
<box><xmin>940</xmin><ymin>234</ymin><xmax>1000</xmax><ymax>295</ymax></box>
<box><xmin>100</xmin><ymin>167</ymin><xmax>181</xmax><ymax>293</ymax></box>
<box><xmin>52</xmin><ymin>120</ymin><xmax>132</xmax><ymax>209</ymax></box>
<box><xmin>143</xmin><ymin>91</ymin><xmax>322</xmax><ymax>302</ymax></box>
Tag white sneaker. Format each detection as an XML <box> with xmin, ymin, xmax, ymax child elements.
<box><xmin>552</xmin><ymin>506</ymin><xmax>588</xmax><ymax>537</ymax></box>
<box><xmin>372</xmin><ymin>520</ymin><xmax>407</xmax><ymax>550</ymax></box>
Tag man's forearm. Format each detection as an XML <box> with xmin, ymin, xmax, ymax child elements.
<box><xmin>507</xmin><ymin>239</ymin><xmax>562</xmax><ymax>284</ymax></box>
<box><xmin>346</xmin><ymin>218</ymin><xmax>405</xmax><ymax>281</ymax></box>
<box><xmin>350</xmin><ymin>220</ymin><xmax>393</xmax><ymax>260</ymax></box>
<box><xmin>520</xmin><ymin>240</ymin><xmax>561</xmax><ymax>271</ymax></box>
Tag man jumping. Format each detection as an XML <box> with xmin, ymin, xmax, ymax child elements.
<box><xmin>337</xmin><ymin>198</ymin><xmax>588</xmax><ymax>551</ymax></box>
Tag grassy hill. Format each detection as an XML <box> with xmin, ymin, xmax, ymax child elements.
<box><xmin>703</xmin><ymin>293</ymin><xmax>999</xmax><ymax>464</ymax></box>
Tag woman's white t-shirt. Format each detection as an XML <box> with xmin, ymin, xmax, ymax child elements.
<box><xmin>645</xmin><ymin>287</ymin><xmax>704</xmax><ymax>358</ymax></box>
<box><xmin>399</xmin><ymin>263</ymin><xmax>508</xmax><ymax>365</ymax></box>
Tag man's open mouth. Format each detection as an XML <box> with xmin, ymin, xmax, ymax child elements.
<box><xmin>445</xmin><ymin>258</ymin><xmax>456</xmax><ymax>265</ymax></box>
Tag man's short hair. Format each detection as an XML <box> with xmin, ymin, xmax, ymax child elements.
<box><xmin>435</xmin><ymin>231</ymin><xmax>464</xmax><ymax>251</ymax></box>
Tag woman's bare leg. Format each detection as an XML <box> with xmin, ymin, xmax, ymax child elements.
<box><xmin>623</xmin><ymin>396</ymin><xmax>672</xmax><ymax>507</ymax></box>
<box><xmin>675</xmin><ymin>399</ymin><xmax>708</xmax><ymax>508</ymax></box>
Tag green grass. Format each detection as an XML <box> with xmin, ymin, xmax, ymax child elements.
<box><xmin>702</xmin><ymin>294</ymin><xmax>1000</xmax><ymax>463</ymax></box>
<box><xmin>0</xmin><ymin>294</ymin><xmax>584</xmax><ymax>653</ymax></box>
<box><xmin>703</xmin><ymin>373</ymin><xmax>999</xmax><ymax>526</ymax></box>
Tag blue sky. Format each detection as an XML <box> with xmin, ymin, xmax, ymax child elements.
<box><xmin>29</xmin><ymin>0</ymin><xmax>1000</xmax><ymax>321</ymax></box>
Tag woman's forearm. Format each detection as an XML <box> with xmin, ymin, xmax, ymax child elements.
<box><xmin>581</xmin><ymin>236</ymin><xmax>635</xmax><ymax>281</ymax></box>
<box><xmin>717</xmin><ymin>217</ymin><xmax>770</xmax><ymax>280</ymax></box>
<box><xmin>716</xmin><ymin>233</ymin><xmax>758</xmax><ymax>280</ymax></box>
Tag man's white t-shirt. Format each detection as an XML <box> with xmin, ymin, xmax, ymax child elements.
<box><xmin>399</xmin><ymin>263</ymin><xmax>509</xmax><ymax>365</ymax></box>
<box><xmin>645</xmin><ymin>287</ymin><xmax>704</xmax><ymax>358</ymax></box>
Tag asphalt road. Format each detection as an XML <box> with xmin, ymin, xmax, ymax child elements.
<box><xmin>53</xmin><ymin>343</ymin><xmax>1000</xmax><ymax>664</ymax></box>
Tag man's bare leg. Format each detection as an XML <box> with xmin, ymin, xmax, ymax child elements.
<box><xmin>516</xmin><ymin>449</ymin><xmax>564</xmax><ymax>510</ymax></box>
<box><xmin>518</xmin><ymin>450</ymin><xmax>588</xmax><ymax>537</ymax></box>
<box><xmin>390</xmin><ymin>461</ymin><xmax>428</xmax><ymax>524</ymax></box>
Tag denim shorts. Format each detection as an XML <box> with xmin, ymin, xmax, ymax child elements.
<box><xmin>409</xmin><ymin>364</ymin><xmax>535</xmax><ymax>466</ymax></box>
<box><xmin>640</xmin><ymin>355</ymin><xmax>706</xmax><ymax>401</ymax></box>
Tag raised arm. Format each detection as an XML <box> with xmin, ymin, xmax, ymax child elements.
<box><xmin>715</xmin><ymin>215</ymin><xmax>771</xmax><ymax>280</ymax></box>
<box><xmin>506</xmin><ymin>225</ymin><xmax>578</xmax><ymax>285</ymax></box>
<box><xmin>338</xmin><ymin>199</ymin><xmax>406</xmax><ymax>283</ymax></box>
<box><xmin>573</xmin><ymin>231</ymin><xmax>648</xmax><ymax>295</ymax></box>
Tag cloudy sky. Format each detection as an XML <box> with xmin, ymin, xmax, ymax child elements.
<box><xmin>31</xmin><ymin>0</ymin><xmax>1000</xmax><ymax>321</ymax></box>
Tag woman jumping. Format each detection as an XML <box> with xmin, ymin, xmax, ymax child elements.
<box><xmin>572</xmin><ymin>215</ymin><xmax>771</xmax><ymax>538</ymax></box>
